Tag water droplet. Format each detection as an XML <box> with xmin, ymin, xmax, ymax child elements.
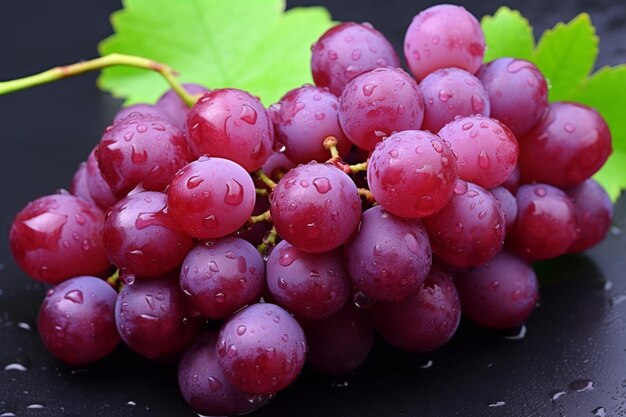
<box><xmin>488</xmin><ymin>401</ymin><xmax>505</xmax><ymax>408</ymax></box>
<box><xmin>227</xmin><ymin>344</ymin><xmax>237</xmax><ymax>357</ymax></box>
<box><xmin>314</xmin><ymin>112</ymin><xmax>325</xmax><ymax>120</ymax></box>
<box><xmin>208</xmin><ymin>261</ymin><xmax>220</xmax><ymax>272</ymax></box>
<box><xmin>202</xmin><ymin>214</ymin><xmax>219</xmax><ymax>229</ymax></box>
<box><xmin>61</xmin><ymin>289</ymin><xmax>84</xmax><ymax>305</ymax></box>
<box><xmin>564</xmin><ymin>123</ymin><xmax>576</xmax><ymax>133</ymax></box>
<box><xmin>300</xmin><ymin>179</ymin><xmax>309</xmax><ymax>188</ymax></box>
<box><xmin>208</xmin><ymin>376</ymin><xmax>223</xmax><ymax>392</ymax></box>
<box><xmin>247</xmin><ymin>394</ymin><xmax>264</xmax><ymax>404</ymax></box>
<box><xmin>123</xmin><ymin>131</ymin><xmax>134</xmax><ymax>141</ymax></box>
<box><xmin>503</xmin><ymin>324</ymin><xmax>527</xmax><ymax>340</ymax></box>
<box><xmin>351</xmin><ymin>49</ymin><xmax>362</xmax><ymax>60</ymax></box>
<box><xmin>312</xmin><ymin>177</ymin><xmax>331</xmax><ymax>194</ymax></box>
<box><xmin>431</xmin><ymin>140</ymin><xmax>443</xmax><ymax>153</ymax></box>
<box><xmin>419</xmin><ymin>359</ymin><xmax>433</xmax><ymax>369</ymax></box>
<box><xmin>4</xmin><ymin>363</ymin><xmax>28</xmax><ymax>372</ymax></box>
<box><xmin>592</xmin><ymin>406</ymin><xmax>607</xmax><ymax>417</ymax></box>
<box><xmin>224</xmin><ymin>179</ymin><xmax>244</xmax><ymax>206</ymax></box>
<box><xmin>237</xmin><ymin>325</ymin><xmax>247</xmax><ymax>336</ymax></box>
<box><xmin>362</xmin><ymin>83</ymin><xmax>377</xmax><ymax>96</ymax></box>
<box><xmin>569</xmin><ymin>379</ymin><xmax>594</xmax><ymax>392</ymax></box>
<box><xmin>26</xmin><ymin>404</ymin><xmax>45</xmax><ymax>410</ymax></box>
<box><xmin>551</xmin><ymin>391</ymin><xmax>567</xmax><ymax>400</ymax></box>
<box><xmin>373</xmin><ymin>244</ymin><xmax>383</xmax><ymax>256</ymax></box>
<box><xmin>471</xmin><ymin>95</ymin><xmax>486</xmax><ymax>113</ymax></box>
<box><xmin>136</xmin><ymin>123</ymin><xmax>148</xmax><ymax>133</ymax></box>
<box><xmin>240</xmin><ymin>104</ymin><xmax>258</xmax><ymax>124</ymax></box>
<box><xmin>461</xmin><ymin>122</ymin><xmax>473</xmax><ymax>131</ymax></box>
<box><xmin>74</xmin><ymin>213</ymin><xmax>86</xmax><ymax>225</ymax></box>
<box><xmin>507</xmin><ymin>60</ymin><xmax>532</xmax><ymax>73</ymax></box>
<box><xmin>131</xmin><ymin>145</ymin><xmax>148</xmax><ymax>163</ymax></box>
<box><xmin>215</xmin><ymin>292</ymin><xmax>225</xmax><ymax>302</ymax></box>
<box><xmin>353</xmin><ymin>291</ymin><xmax>375</xmax><ymax>308</ymax></box>
<box><xmin>534</xmin><ymin>187</ymin><xmax>547</xmax><ymax>197</ymax></box>
<box><xmin>488</xmin><ymin>281</ymin><xmax>500</xmax><ymax>291</ymax></box>
<box><xmin>438</xmin><ymin>90</ymin><xmax>452</xmax><ymax>101</ymax></box>
<box><xmin>327</xmin><ymin>50</ymin><xmax>338</xmax><ymax>60</ymax></box>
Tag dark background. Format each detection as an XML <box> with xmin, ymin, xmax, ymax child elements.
<box><xmin>1</xmin><ymin>1</ymin><xmax>625</xmax><ymax>416</ymax></box>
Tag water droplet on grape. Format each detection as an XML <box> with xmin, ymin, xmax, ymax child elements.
<box><xmin>237</xmin><ymin>325</ymin><xmax>247</xmax><ymax>336</ymax></box>
<box><xmin>240</xmin><ymin>104</ymin><xmax>258</xmax><ymax>124</ymax></box>
<box><xmin>224</xmin><ymin>179</ymin><xmax>244</xmax><ymax>205</ymax></box>
<box><xmin>362</xmin><ymin>83</ymin><xmax>377</xmax><ymax>96</ymax></box>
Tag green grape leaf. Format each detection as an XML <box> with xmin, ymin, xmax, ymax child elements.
<box><xmin>97</xmin><ymin>0</ymin><xmax>333</xmax><ymax>106</ymax></box>
<box><xmin>481</xmin><ymin>7</ymin><xmax>535</xmax><ymax>62</ymax></box>
<box><xmin>532</xmin><ymin>13</ymin><xmax>598</xmax><ymax>101</ymax></box>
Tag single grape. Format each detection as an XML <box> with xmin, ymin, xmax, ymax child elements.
<box><xmin>156</xmin><ymin>83</ymin><xmax>210</xmax><ymax>131</ymax></box>
<box><xmin>456</xmin><ymin>251</ymin><xmax>539</xmax><ymax>329</ymax></box>
<box><xmin>266</xmin><ymin>240</ymin><xmax>350</xmax><ymax>320</ymax></box>
<box><xmin>167</xmin><ymin>156</ymin><xmax>256</xmax><ymax>239</ymax></box>
<box><xmin>310</xmin><ymin>22</ymin><xmax>401</xmax><ymax>96</ymax></box>
<box><xmin>404</xmin><ymin>4</ymin><xmax>485</xmax><ymax>80</ymax></box>
<box><xmin>38</xmin><ymin>276</ymin><xmax>119</xmax><ymax>366</ymax></box>
<box><xmin>303</xmin><ymin>301</ymin><xmax>374</xmax><ymax>375</ymax></box>
<box><xmin>490</xmin><ymin>186</ymin><xmax>518</xmax><ymax>232</ymax></box>
<box><xmin>217</xmin><ymin>303</ymin><xmax>307</xmax><ymax>395</ymax></box>
<box><xmin>115</xmin><ymin>273</ymin><xmax>202</xmax><ymax>360</ymax></box>
<box><xmin>423</xmin><ymin>181</ymin><xmax>505</xmax><ymax>268</ymax></box>
<box><xmin>476</xmin><ymin>58</ymin><xmax>548</xmax><ymax>138</ymax></box>
<box><xmin>97</xmin><ymin>113</ymin><xmax>191</xmax><ymax>197</ymax></box>
<box><xmin>437</xmin><ymin>115</ymin><xmax>518</xmax><ymax>188</ymax></box>
<box><xmin>86</xmin><ymin>147</ymin><xmax>118</xmax><ymax>210</ymax></box>
<box><xmin>113</xmin><ymin>103</ymin><xmax>168</xmax><ymax>123</ymax></box>
<box><xmin>178</xmin><ymin>331</ymin><xmax>270</xmax><ymax>416</ymax></box>
<box><xmin>565</xmin><ymin>179</ymin><xmax>613</xmax><ymax>253</ymax></box>
<box><xmin>103</xmin><ymin>191</ymin><xmax>193</xmax><ymax>278</ymax></box>
<box><xmin>366</xmin><ymin>130</ymin><xmax>457</xmax><ymax>218</ymax></box>
<box><xmin>271</xmin><ymin>85</ymin><xmax>351</xmax><ymax>164</ymax></box>
<box><xmin>518</xmin><ymin>102</ymin><xmax>612</xmax><ymax>187</ymax></box>
<box><xmin>507</xmin><ymin>183</ymin><xmax>578</xmax><ymax>260</ymax></box>
<box><xmin>369</xmin><ymin>265</ymin><xmax>461</xmax><ymax>353</ymax></box>
<box><xmin>420</xmin><ymin>68</ymin><xmax>490</xmax><ymax>132</ymax></box>
<box><xmin>269</xmin><ymin>162</ymin><xmax>361</xmax><ymax>253</ymax></box>
<box><xmin>186</xmin><ymin>88</ymin><xmax>274</xmax><ymax>172</ymax></box>
<box><xmin>344</xmin><ymin>205</ymin><xmax>432</xmax><ymax>302</ymax></box>
<box><xmin>70</xmin><ymin>161</ymin><xmax>97</xmax><ymax>206</ymax></box>
<box><xmin>338</xmin><ymin>66</ymin><xmax>425</xmax><ymax>151</ymax></box>
<box><xmin>180</xmin><ymin>238</ymin><xmax>265</xmax><ymax>319</ymax></box>
<box><xmin>10</xmin><ymin>193</ymin><xmax>110</xmax><ymax>284</ymax></box>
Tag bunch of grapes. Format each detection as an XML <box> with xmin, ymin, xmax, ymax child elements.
<box><xmin>8</xmin><ymin>4</ymin><xmax>613</xmax><ymax>415</ymax></box>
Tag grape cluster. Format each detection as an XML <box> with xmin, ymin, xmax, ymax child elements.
<box><xmin>9</xmin><ymin>4</ymin><xmax>614</xmax><ymax>415</ymax></box>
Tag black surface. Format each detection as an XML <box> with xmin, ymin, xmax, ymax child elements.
<box><xmin>1</xmin><ymin>1</ymin><xmax>626</xmax><ymax>416</ymax></box>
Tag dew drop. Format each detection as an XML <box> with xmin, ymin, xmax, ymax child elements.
<box><xmin>224</xmin><ymin>179</ymin><xmax>244</xmax><ymax>205</ymax></box>
<box><xmin>215</xmin><ymin>292</ymin><xmax>225</xmax><ymax>302</ymax></box>
<box><xmin>240</xmin><ymin>104</ymin><xmax>258</xmax><ymax>124</ymax></box>
<box><xmin>237</xmin><ymin>325</ymin><xmax>247</xmax><ymax>336</ymax></box>
<box><xmin>534</xmin><ymin>187</ymin><xmax>547</xmax><ymax>197</ymax></box>
<box><xmin>362</xmin><ymin>83</ymin><xmax>377</xmax><ymax>96</ymax></box>
<box><xmin>64</xmin><ymin>290</ymin><xmax>84</xmax><ymax>304</ymax></box>
<box><xmin>208</xmin><ymin>261</ymin><xmax>220</xmax><ymax>272</ymax></box>
<box><xmin>462</xmin><ymin>122</ymin><xmax>474</xmax><ymax>131</ymax></box>
<box><xmin>438</xmin><ymin>90</ymin><xmax>452</xmax><ymax>101</ymax></box>
<box><xmin>471</xmin><ymin>95</ymin><xmax>486</xmax><ymax>113</ymax></box>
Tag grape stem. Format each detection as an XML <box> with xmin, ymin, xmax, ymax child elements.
<box><xmin>106</xmin><ymin>269</ymin><xmax>121</xmax><ymax>292</ymax></box>
<box><xmin>255</xmin><ymin>188</ymin><xmax>269</xmax><ymax>197</ymax></box>
<box><xmin>257</xmin><ymin>226</ymin><xmax>278</xmax><ymax>254</ymax></box>
<box><xmin>358</xmin><ymin>188</ymin><xmax>376</xmax><ymax>204</ymax></box>
<box><xmin>323</xmin><ymin>136</ymin><xmax>340</xmax><ymax>160</ymax></box>
<box><xmin>255</xmin><ymin>170</ymin><xmax>277</xmax><ymax>190</ymax></box>
<box><xmin>350</xmin><ymin>161</ymin><xmax>368</xmax><ymax>173</ymax></box>
<box><xmin>250</xmin><ymin>209</ymin><xmax>271</xmax><ymax>224</ymax></box>
<box><xmin>0</xmin><ymin>53</ymin><xmax>196</xmax><ymax>107</ymax></box>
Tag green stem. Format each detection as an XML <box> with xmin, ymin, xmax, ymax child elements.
<box><xmin>250</xmin><ymin>209</ymin><xmax>271</xmax><ymax>224</ymax></box>
<box><xmin>255</xmin><ymin>170</ymin><xmax>277</xmax><ymax>190</ymax></box>
<box><xmin>350</xmin><ymin>161</ymin><xmax>368</xmax><ymax>174</ymax></box>
<box><xmin>0</xmin><ymin>53</ymin><xmax>196</xmax><ymax>107</ymax></box>
<box><xmin>323</xmin><ymin>136</ymin><xmax>340</xmax><ymax>160</ymax></box>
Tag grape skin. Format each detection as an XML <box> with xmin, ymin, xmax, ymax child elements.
<box><xmin>266</xmin><ymin>240</ymin><xmax>351</xmax><ymax>320</ymax></box>
<box><xmin>103</xmin><ymin>191</ymin><xmax>193</xmax><ymax>278</ymax></box>
<box><xmin>10</xmin><ymin>193</ymin><xmax>110</xmax><ymax>284</ymax></box>
<box><xmin>38</xmin><ymin>276</ymin><xmax>120</xmax><ymax>366</ymax></box>
<box><xmin>423</xmin><ymin>181</ymin><xmax>505</xmax><ymax>268</ymax></box>
<box><xmin>217</xmin><ymin>303</ymin><xmax>307</xmax><ymax>395</ymax></box>
<box><xmin>404</xmin><ymin>4</ymin><xmax>485</xmax><ymax>81</ymax></box>
<box><xmin>565</xmin><ymin>179</ymin><xmax>613</xmax><ymax>253</ymax></box>
<box><xmin>178</xmin><ymin>331</ymin><xmax>270</xmax><ymax>416</ymax></box>
<box><xmin>167</xmin><ymin>156</ymin><xmax>256</xmax><ymax>239</ymax></box>
<box><xmin>338</xmin><ymin>66</ymin><xmax>425</xmax><ymax>151</ymax></box>
<box><xmin>180</xmin><ymin>238</ymin><xmax>266</xmax><ymax>319</ymax></box>
<box><xmin>490</xmin><ymin>186</ymin><xmax>518</xmax><ymax>233</ymax></box>
<box><xmin>311</xmin><ymin>22</ymin><xmax>401</xmax><ymax>96</ymax></box>
<box><xmin>419</xmin><ymin>68</ymin><xmax>490</xmax><ymax>132</ymax></box>
<box><xmin>70</xmin><ymin>161</ymin><xmax>97</xmax><ymax>206</ymax></box>
<box><xmin>86</xmin><ymin>147</ymin><xmax>118</xmax><ymax>210</ymax></box>
<box><xmin>344</xmin><ymin>205</ymin><xmax>432</xmax><ymax>302</ymax></box>
<box><xmin>156</xmin><ymin>83</ymin><xmax>210</xmax><ymax>131</ymax></box>
<box><xmin>187</xmin><ymin>88</ymin><xmax>274</xmax><ymax>172</ymax></box>
<box><xmin>369</xmin><ymin>265</ymin><xmax>461</xmax><ymax>353</ymax></box>
<box><xmin>366</xmin><ymin>130</ymin><xmax>458</xmax><ymax>218</ymax></box>
<box><xmin>270</xmin><ymin>162</ymin><xmax>361</xmax><ymax>253</ymax></box>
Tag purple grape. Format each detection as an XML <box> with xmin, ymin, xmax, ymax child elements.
<box><xmin>9</xmin><ymin>193</ymin><xmax>110</xmax><ymax>284</ymax></box>
<box><xmin>266</xmin><ymin>240</ymin><xmax>350</xmax><ymax>320</ymax></box>
<box><xmin>156</xmin><ymin>83</ymin><xmax>210</xmax><ymax>130</ymax></box>
<box><xmin>115</xmin><ymin>273</ymin><xmax>202</xmax><ymax>360</ymax></box>
<box><xmin>167</xmin><ymin>156</ymin><xmax>256</xmax><ymax>239</ymax></box>
<box><xmin>456</xmin><ymin>251</ymin><xmax>539</xmax><ymax>329</ymax></box>
<box><xmin>420</xmin><ymin>68</ymin><xmax>490</xmax><ymax>132</ymax></box>
<box><xmin>303</xmin><ymin>301</ymin><xmax>374</xmax><ymax>375</ymax></box>
<box><xmin>344</xmin><ymin>205</ymin><xmax>432</xmax><ymax>302</ymax></box>
<box><xmin>103</xmin><ymin>191</ymin><xmax>193</xmax><ymax>278</ymax></box>
<box><xmin>565</xmin><ymin>179</ymin><xmax>613</xmax><ymax>253</ymax></box>
<box><xmin>180</xmin><ymin>238</ymin><xmax>265</xmax><ymax>319</ymax></box>
<box><xmin>423</xmin><ymin>181</ymin><xmax>505</xmax><ymax>268</ymax></box>
<box><xmin>311</xmin><ymin>22</ymin><xmax>401</xmax><ymax>96</ymax></box>
<box><xmin>97</xmin><ymin>113</ymin><xmax>191</xmax><ymax>197</ymax></box>
<box><xmin>477</xmin><ymin>58</ymin><xmax>548</xmax><ymax>138</ymax></box>
<box><xmin>178</xmin><ymin>331</ymin><xmax>270</xmax><ymax>416</ymax></box>
<box><xmin>338</xmin><ymin>66</ymin><xmax>425</xmax><ymax>151</ymax></box>
<box><xmin>508</xmin><ymin>183</ymin><xmax>578</xmax><ymax>260</ymax></box>
<box><xmin>404</xmin><ymin>4</ymin><xmax>485</xmax><ymax>81</ymax></box>
<box><xmin>501</xmin><ymin>164</ymin><xmax>520</xmax><ymax>194</ymax></box>
<box><xmin>86</xmin><ymin>147</ymin><xmax>118</xmax><ymax>210</ymax></box>
<box><xmin>269</xmin><ymin>162</ymin><xmax>361</xmax><ymax>253</ymax></box>
<box><xmin>113</xmin><ymin>103</ymin><xmax>168</xmax><ymax>123</ymax></box>
<box><xmin>518</xmin><ymin>102</ymin><xmax>612</xmax><ymax>187</ymax></box>
<box><xmin>187</xmin><ymin>88</ymin><xmax>274</xmax><ymax>172</ymax></box>
<box><xmin>217</xmin><ymin>303</ymin><xmax>307</xmax><ymax>395</ymax></box>
<box><xmin>271</xmin><ymin>85</ymin><xmax>351</xmax><ymax>164</ymax></box>
<box><xmin>38</xmin><ymin>276</ymin><xmax>119</xmax><ymax>366</ymax></box>
<box><xmin>366</xmin><ymin>130</ymin><xmax>457</xmax><ymax>218</ymax></box>
<box><xmin>369</xmin><ymin>265</ymin><xmax>461</xmax><ymax>353</ymax></box>
<box><xmin>490</xmin><ymin>186</ymin><xmax>518</xmax><ymax>232</ymax></box>
<box><xmin>437</xmin><ymin>115</ymin><xmax>518</xmax><ymax>189</ymax></box>
<box><xmin>70</xmin><ymin>161</ymin><xmax>97</xmax><ymax>206</ymax></box>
